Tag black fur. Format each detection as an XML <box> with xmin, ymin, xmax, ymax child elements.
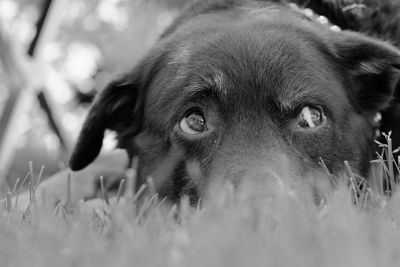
<box><xmin>70</xmin><ymin>0</ymin><xmax>400</xmax><ymax>200</ymax></box>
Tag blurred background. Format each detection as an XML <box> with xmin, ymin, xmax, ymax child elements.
<box><xmin>0</xmin><ymin>0</ymin><xmax>189</xmax><ymax>192</ymax></box>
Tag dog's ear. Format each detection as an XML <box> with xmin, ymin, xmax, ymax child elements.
<box><xmin>69</xmin><ymin>46</ymin><xmax>166</xmax><ymax>171</ymax></box>
<box><xmin>334</xmin><ymin>32</ymin><xmax>400</xmax><ymax>149</ymax></box>
<box><xmin>69</xmin><ymin>76</ymin><xmax>140</xmax><ymax>171</ymax></box>
<box><xmin>334</xmin><ymin>32</ymin><xmax>400</xmax><ymax>112</ymax></box>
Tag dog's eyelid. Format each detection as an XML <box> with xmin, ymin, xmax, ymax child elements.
<box><xmin>277</xmin><ymin>101</ymin><xmax>324</xmax><ymax>118</ymax></box>
<box><xmin>174</xmin><ymin>89</ymin><xmax>221</xmax><ymax>122</ymax></box>
<box><xmin>297</xmin><ymin>103</ymin><xmax>324</xmax><ymax>113</ymax></box>
<box><xmin>290</xmin><ymin>97</ymin><xmax>331</xmax><ymax>116</ymax></box>
<box><xmin>175</xmin><ymin>103</ymin><xmax>205</xmax><ymax>121</ymax></box>
<box><xmin>182</xmin><ymin>106</ymin><xmax>205</xmax><ymax>119</ymax></box>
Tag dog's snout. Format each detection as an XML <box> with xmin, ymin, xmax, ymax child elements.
<box><xmin>210</xmin><ymin>149</ymin><xmax>295</xmax><ymax>181</ymax></box>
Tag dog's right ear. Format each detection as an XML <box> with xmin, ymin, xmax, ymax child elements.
<box><xmin>69</xmin><ymin>76</ymin><xmax>140</xmax><ymax>171</ymax></box>
<box><xmin>69</xmin><ymin>44</ymin><xmax>167</xmax><ymax>171</ymax></box>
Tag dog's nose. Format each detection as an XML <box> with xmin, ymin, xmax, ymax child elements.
<box><xmin>233</xmin><ymin>167</ymin><xmax>308</xmax><ymax>206</ymax></box>
<box><xmin>240</xmin><ymin>167</ymin><xmax>289</xmax><ymax>190</ymax></box>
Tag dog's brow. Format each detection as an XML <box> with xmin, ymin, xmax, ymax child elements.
<box><xmin>276</xmin><ymin>86</ymin><xmax>329</xmax><ymax>111</ymax></box>
<box><xmin>210</xmin><ymin>69</ymin><xmax>226</xmax><ymax>93</ymax></box>
<box><xmin>186</xmin><ymin>69</ymin><xmax>227</xmax><ymax>97</ymax></box>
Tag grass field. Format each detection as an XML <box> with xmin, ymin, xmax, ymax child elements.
<box><xmin>1</xmin><ymin>134</ymin><xmax>400</xmax><ymax>267</ymax></box>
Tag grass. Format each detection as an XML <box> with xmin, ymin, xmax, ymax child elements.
<box><xmin>1</xmin><ymin>134</ymin><xmax>400</xmax><ymax>267</ymax></box>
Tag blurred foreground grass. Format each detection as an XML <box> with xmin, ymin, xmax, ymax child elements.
<box><xmin>0</xmin><ymin>134</ymin><xmax>399</xmax><ymax>267</ymax></box>
<box><xmin>0</xmin><ymin>176</ymin><xmax>399</xmax><ymax>267</ymax></box>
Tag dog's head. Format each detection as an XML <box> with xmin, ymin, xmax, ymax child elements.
<box><xmin>69</xmin><ymin>2</ymin><xmax>400</xmax><ymax>200</ymax></box>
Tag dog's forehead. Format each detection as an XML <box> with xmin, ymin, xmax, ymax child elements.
<box><xmin>169</xmin><ymin>7</ymin><xmax>314</xmax><ymax>65</ymax></box>
<box><xmin>162</xmin><ymin>16</ymin><xmax>346</xmax><ymax>111</ymax></box>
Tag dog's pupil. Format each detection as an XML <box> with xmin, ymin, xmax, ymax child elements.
<box><xmin>187</xmin><ymin>113</ymin><xmax>205</xmax><ymax>132</ymax></box>
<box><xmin>310</xmin><ymin>110</ymin><xmax>320</xmax><ymax>123</ymax></box>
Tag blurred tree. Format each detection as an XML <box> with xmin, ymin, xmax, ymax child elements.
<box><xmin>0</xmin><ymin>0</ymin><xmax>185</xmax><ymax>184</ymax></box>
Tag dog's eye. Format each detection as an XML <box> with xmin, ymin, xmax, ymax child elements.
<box><xmin>180</xmin><ymin>111</ymin><xmax>207</xmax><ymax>134</ymax></box>
<box><xmin>296</xmin><ymin>106</ymin><xmax>325</xmax><ymax>129</ymax></box>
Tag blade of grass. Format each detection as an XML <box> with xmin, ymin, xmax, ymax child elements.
<box><xmin>132</xmin><ymin>184</ymin><xmax>147</xmax><ymax>204</ymax></box>
<box><xmin>99</xmin><ymin>176</ymin><xmax>106</xmax><ymax>210</ymax></box>
<box><xmin>344</xmin><ymin>160</ymin><xmax>359</xmax><ymax>205</ymax></box>
<box><xmin>146</xmin><ymin>176</ymin><xmax>156</xmax><ymax>196</ymax></box>
<box><xmin>116</xmin><ymin>179</ymin><xmax>126</xmax><ymax>204</ymax></box>
<box><xmin>29</xmin><ymin>161</ymin><xmax>35</xmax><ymax>183</ymax></box>
<box><xmin>385</xmin><ymin>132</ymin><xmax>395</xmax><ymax>190</ymax></box>
<box><xmin>135</xmin><ymin>193</ymin><xmax>158</xmax><ymax>224</ymax></box>
<box><xmin>11</xmin><ymin>178</ymin><xmax>20</xmax><ymax>196</ymax></box>
<box><xmin>319</xmin><ymin>158</ymin><xmax>338</xmax><ymax>187</ymax></box>
<box><xmin>34</xmin><ymin>165</ymin><xmax>45</xmax><ymax>189</ymax></box>
<box><xmin>6</xmin><ymin>191</ymin><xmax>11</xmax><ymax>213</ymax></box>
<box><xmin>65</xmin><ymin>173</ymin><xmax>73</xmax><ymax>213</ymax></box>
<box><xmin>14</xmin><ymin>172</ymin><xmax>31</xmax><ymax>210</ymax></box>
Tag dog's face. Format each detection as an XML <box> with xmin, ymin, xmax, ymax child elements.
<box><xmin>70</xmin><ymin>3</ymin><xmax>400</xmax><ymax>200</ymax></box>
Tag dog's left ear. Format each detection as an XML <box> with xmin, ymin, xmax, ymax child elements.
<box><xmin>334</xmin><ymin>32</ymin><xmax>400</xmax><ymax>147</ymax></box>
<box><xmin>334</xmin><ymin>32</ymin><xmax>400</xmax><ymax>112</ymax></box>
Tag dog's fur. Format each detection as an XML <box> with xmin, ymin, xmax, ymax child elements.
<box><xmin>69</xmin><ymin>0</ymin><xmax>400</xmax><ymax>201</ymax></box>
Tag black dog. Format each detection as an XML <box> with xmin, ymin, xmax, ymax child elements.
<box><xmin>69</xmin><ymin>0</ymin><xmax>400</xmax><ymax>201</ymax></box>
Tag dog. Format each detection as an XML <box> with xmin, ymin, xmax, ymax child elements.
<box><xmin>69</xmin><ymin>0</ymin><xmax>400</xmax><ymax>202</ymax></box>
